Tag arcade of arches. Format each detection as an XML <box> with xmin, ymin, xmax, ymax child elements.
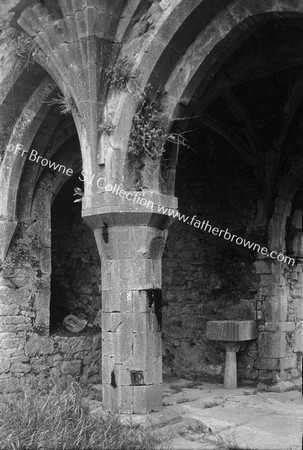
<box><xmin>0</xmin><ymin>0</ymin><xmax>302</xmax><ymax>414</ymax></box>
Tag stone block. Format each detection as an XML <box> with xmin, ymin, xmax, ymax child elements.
<box><xmin>279</xmin><ymin>355</ymin><xmax>298</xmax><ymax>370</ymax></box>
<box><xmin>130</xmin><ymin>227</ymin><xmax>166</xmax><ymax>259</ymax></box>
<box><xmin>24</xmin><ymin>335</ymin><xmax>54</xmax><ymax>357</ymax></box>
<box><xmin>132</xmin><ymin>291</ymin><xmax>150</xmax><ymax>312</ymax></box>
<box><xmin>102</xmin><ymin>384</ymin><xmax>134</xmax><ymax>413</ymax></box>
<box><xmin>101</xmin><ymin>290</ymin><xmax>111</xmax><ymax>311</ymax></box>
<box><xmin>259</xmin><ymin>273</ymin><xmax>283</xmax><ymax>286</ymax></box>
<box><xmin>120</xmin><ymin>291</ymin><xmax>133</xmax><ymax>313</ymax></box>
<box><xmin>133</xmin><ymin>384</ymin><xmax>162</xmax><ymax>413</ymax></box>
<box><xmin>92</xmin><ymin>335</ymin><xmax>101</xmax><ymax>351</ymax></box>
<box><xmin>102</xmin><ymin>292</ymin><xmax>133</xmax><ymax>313</ymax></box>
<box><xmin>132</xmin><ymin>331</ymin><xmax>152</xmax><ymax>359</ymax></box>
<box><xmin>144</xmin><ymin>355</ymin><xmax>162</xmax><ymax>385</ymax></box>
<box><xmin>154</xmin><ymin>331</ymin><xmax>162</xmax><ymax>357</ymax></box>
<box><xmin>254</xmin><ymin>260</ymin><xmax>273</xmax><ymax>274</ymax></box>
<box><xmin>264</xmin><ymin>296</ymin><xmax>287</xmax><ymax>322</ymax></box>
<box><xmin>101</xmin><ymin>268</ymin><xmax>111</xmax><ymax>291</ymax></box>
<box><xmin>264</xmin><ymin>322</ymin><xmax>295</xmax><ymax>332</ymax></box>
<box><xmin>132</xmin><ymin>312</ymin><xmax>150</xmax><ymax>334</ymax></box>
<box><xmin>255</xmin><ymin>357</ymin><xmax>279</xmax><ymax>370</ymax></box>
<box><xmin>152</xmin><ymin>259</ymin><xmax>162</xmax><ymax>287</ymax></box>
<box><xmin>0</xmin><ymin>304</ymin><xmax>20</xmax><ymax>315</ymax></box>
<box><xmin>103</xmin><ymin>311</ymin><xmax>140</xmax><ymax>333</ymax></box>
<box><xmin>258</xmin><ymin>331</ymin><xmax>287</xmax><ymax>358</ymax></box>
<box><xmin>0</xmin><ymin>358</ymin><xmax>10</xmax><ymax>373</ymax></box>
<box><xmin>94</xmin><ymin>226</ymin><xmax>132</xmax><ymax>260</ymax></box>
<box><xmin>291</xmin><ymin>287</ymin><xmax>303</xmax><ymax>298</ymax></box>
<box><xmin>113</xmin><ymin>364</ymin><xmax>132</xmax><ymax>386</ymax></box>
<box><xmin>10</xmin><ymin>362</ymin><xmax>31</xmax><ymax>374</ymax></box>
<box><xmin>0</xmin><ymin>323</ymin><xmax>32</xmax><ymax>332</ymax></box>
<box><xmin>109</xmin><ymin>266</ymin><xmax>129</xmax><ymax>310</ymax></box>
<box><xmin>258</xmin><ymin>285</ymin><xmax>289</xmax><ymax>297</ymax></box>
<box><xmin>294</xmin><ymin>322</ymin><xmax>303</xmax><ymax>352</ymax></box>
<box><xmin>1</xmin><ymin>337</ymin><xmax>22</xmax><ymax>349</ymax></box>
<box><xmin>37</xmin><ymin>247</ymin><xmax>52</xmax><ymax>274</ymax></box>
<box><xmin>102</xmin><ymin>331</ymin><xmax>114</xmax><ymax>357</ymax></box>
<box><xmin>126</xmin><ymin>259</ymin><xmax>155</xmax><ymax>290</ymax></box>
<box><xmin>102</xmin><ymin>355</ymin><xmax>115</xmax><ymax>385</ymax></box>
<box><xmin>294</xmin><ymin>299</ymin><xmax>303</xmax><ymax>319</ymax></box>
<box><xmin>102</xmin><ymin>313</ymin><xmax>111</xmax><ymax>332</ymax></box>
<box><xmin>1</xmin><ymin>347</ymin><xmax>25</xmax><ymax>358</ymax></box>
<box><xmin>0</xmin><ymin>315</ymin><xmax>30</xmax><ymax>325</ymax></box>
<box><xmin>102</xmin><ymin>330</ymin><xmax>132</xmax><ymax>363</ymax></box>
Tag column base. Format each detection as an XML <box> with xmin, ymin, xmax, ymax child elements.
<box><xmin>103</xmin><ymin>384</ymin><xmax>162</xmax><ymax>414</ymax></box>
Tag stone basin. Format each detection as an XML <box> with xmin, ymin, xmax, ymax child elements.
<box><xmin>206</xmin><ymin>320</ymin><xmax>257</xmax><ymax>342</ymax></box>
<box><xmin>206</xmin><ymin>320</ymin><xmax>258</xmax><ymax>389</ymax></box>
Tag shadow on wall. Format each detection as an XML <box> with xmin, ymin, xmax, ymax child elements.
<box><xmin>162</xmin><ymin>130</ymin><xmax>261</xmax><ymax>383</ymax></box>
<box><xmin>50</xmin><ymin>173</ymin><xmax>101</xmax><ymax>335</ymax></box>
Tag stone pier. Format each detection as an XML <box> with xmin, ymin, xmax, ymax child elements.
<box><xmin>83</xmin><ymin>199</ymin><xmax>175</xmax><ymax>413</ymax></box>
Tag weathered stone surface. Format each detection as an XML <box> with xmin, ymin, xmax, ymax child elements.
<box><xmin>206</xmin><ymin>320</ymin><xmax>257</xmax><ymax>342</ymax></box>
<box><xmin>61</xmin><ymin>360</ymin><xmax>82</xmax><ymax>375</ymax></box>
<box><xmin>293</xmin><ymin>298</ymin><xmax>303</xmax><ymax>319</ymax></box>
<box><xmin>258</xmin><ymin>332</ymin><xmax>288</xmax><ymax>358</ymax></box>
<box><xmin>24</xmin><ymin>335</ymin><xmax>54</xmax><ymax>357</ymax></box>
<box><xmin>294</xmin><ymin>322</ymin><xmax>303</xmax><ymax>352</ymax></box>
<box><xmin>255</xmin><ymin>357</ymin><xmax>279</xmax><ymax>370</ymax></box>
<box><xmin>0</xmin><ymin>358</ymin><xmax>10</xmax><ymax>373</ymax></box>
<box><xmin>102</xmin><ymin>384</ymin><xmax>134</xmax><ymax>414</ymax></box>
<box><xmin>263</xmin><ymin>296</ymin><xmax>288</xmax><ymax>322</ymax></box>
<box><xmin>133</xmin><ymin>384</ymin><xmax>162</xmax><ymax>414</ymax></box>
<box><xmin>279</xmin><ymin>355</ymin><xmax>298</xmax><ymax>370</ymax></box>
<box><xmin>10</xmin><ymin>362</ymin><xmax>31</xmax><ymax>374</ymax></box>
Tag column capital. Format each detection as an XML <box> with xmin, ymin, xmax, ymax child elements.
<box><xmin>82</xmin><ymin>190</ymin><xmax>178</xmax><ymax>230</ymax></box>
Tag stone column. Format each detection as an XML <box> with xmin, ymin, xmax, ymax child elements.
<box><xmin>82</xmin><ymin>190</ymin><xmax>176</xmax><ymax>413</ymax></box>
<box><xmin>95</xmin><ymin>225</ymin><xmax>167</xmax><ymax>413</ymax></box>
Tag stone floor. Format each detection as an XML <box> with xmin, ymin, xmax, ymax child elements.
<box><xmin>88</xmin><ymin>378</ymin><xmax>303</xmax><ymax>450</ymax></box>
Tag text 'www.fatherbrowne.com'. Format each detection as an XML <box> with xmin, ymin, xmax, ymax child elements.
<box><xmin>12</xmin><ymin>144</ymin><xmax>294</xmax><ymax>266</ymax></box>
<box><xmin>157</xmin><ymin>205</ymin><xmax>295</xmax><ymax>266</ymax></box>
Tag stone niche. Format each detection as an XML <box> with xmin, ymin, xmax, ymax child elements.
<box><xmin>51</xmin><ymin>174</ymin><xmax>101</xmax><ymax>335</ymax></box>
<box><xmin>48</xmin><ymin>174</ymin><xmax>102</xmax><ymax>384</ymax></box>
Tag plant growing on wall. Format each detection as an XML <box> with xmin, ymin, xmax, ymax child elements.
<box><xmin>105</xmin><ymin>56</ymin><xmax>133</xmax><ymax>91</ymax></box>
<box><xmin>47</xmin><ymin>93</ymin><xmax>78</xmax><ymax>116</ymax></box>
<box><xmin>128</xmin><ymin>98</ymin><xmax>189</xmax><ymax>159</ymax></box>
<box><xmin>14</xmin><ymin>32</ymin><xmax>38</xmax><ymax>64</ymax></box>
<box><xmin>98</xmin><ymin>112</ymin><xmax>116</xmax><ymax>135</ymax></box>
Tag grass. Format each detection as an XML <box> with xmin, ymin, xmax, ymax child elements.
<box><xmin>0</xmin><ymin>379</ymin><xmax>166</xmax><ymax>450</ymax></box>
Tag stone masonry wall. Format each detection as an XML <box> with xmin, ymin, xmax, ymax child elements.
<box><xmin>162</xmin><ymin>131</ymin><xmax>263</xmax><ymax>383</ymax></box>
<box><xmin>0</xmin><ymin>172</ymin><xmax>102</xmax><ymax>393</ymax></box>
<box><xmin>0</xmin><ymin>324</ymin><xmax>101</xmax><ymax>392</ymax></box>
